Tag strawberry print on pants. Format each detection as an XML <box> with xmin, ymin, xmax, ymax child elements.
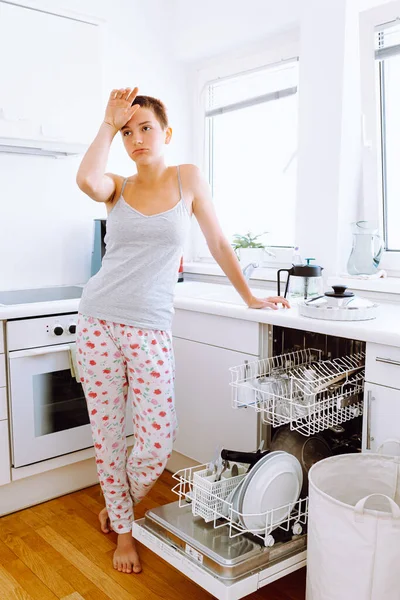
<box><xmin>76</xmin><ymin>314</ymin><xmax>178</xmax><ymax>534</ymax></box>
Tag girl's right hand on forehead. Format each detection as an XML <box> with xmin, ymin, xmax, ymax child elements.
<box><xmin>103</xmin><ymin>87</ymin><xmax>140</xmax><ymax>131</ymax></box>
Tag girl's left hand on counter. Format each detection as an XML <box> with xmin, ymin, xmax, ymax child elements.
<box><xmin>246</xmin><ymin>295</ymin><xmax>291</xmax><ymax>310</ymax></box>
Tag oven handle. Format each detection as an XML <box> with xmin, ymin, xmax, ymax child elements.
<box><xmin>9</xmin><ymin>343</ymin><xmax>75</xmax><ymax>360</ymax></box>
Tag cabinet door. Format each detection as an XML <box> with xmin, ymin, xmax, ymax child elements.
<box><xmin>363</xmin><ymin>383</ymin><xmax>400</xmax><ymax>454</ymax></box>
<box><xmin>366</xmin><ymin>343</ymin><xmax>400</xmax><ymax>389</ymax></box>
<box><xmin>0</xmin><ymin>354</ymin><xmax>5</xmax><ymax>386</ymax></box>
<box><xmin>0</xmin><ymin>3</ymin><xmax>102</xmax><ymax>143</ymax></box>
<box><xmin>173</xmin><ymin>337</ymin><xmax>258</xmax><ymax>464</ymax></box>
<box><xmin>0</xmin><ymin>420</ymin><xmax>10</xmax><ymax>486</ymax></box>
<box><xmin>0</xmin><ymin>388</ymin><xmax>7</xmax><ymax>421</ymax></box>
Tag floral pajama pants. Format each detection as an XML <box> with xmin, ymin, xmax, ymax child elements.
<box><xmin>76</xmin><ymin>314</ymin><xmax>178</xmax><ymax>534</ymax></box>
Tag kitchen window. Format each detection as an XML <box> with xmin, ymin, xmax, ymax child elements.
<box><xmin>193</xmin><ymin>55</ymin><xmax>299</xmax><ymax>263</ymax></box>
<box><xmin>359</xmin><ymin>3</ymin><xmax>400</xmax><ymax>277</ymax></box>
<box><xmin>375</xmin><ymin>22</ymin><xmax>400</xmax><ymax>254</ymax></box>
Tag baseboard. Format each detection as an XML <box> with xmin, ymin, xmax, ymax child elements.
<box><xmin>166</xmin><ymin>450</ymin><xmax>200</xmax><ymax>474</ymax></box>
<box><xmin>0</xmin><ymin>457</ymin><xmax>99</xmax><ymax>517</ymax></box>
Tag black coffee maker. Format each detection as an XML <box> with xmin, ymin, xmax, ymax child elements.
<box><xmin>277</xmin><ymin>259</ymin><xmax>324</xmax><ymax>301</ymax></box>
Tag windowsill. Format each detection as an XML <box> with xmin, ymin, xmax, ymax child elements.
<box><xmin>183</xmin><ymin>261</ymin><xmax>280</xmax><ymax>283</ymax></box>
<box><xmin>184</xmin><ymin>261</ymin><xmax>400</xmax><ymax>299</ymax></box>
<box><xmin>328</xmin><ymin>275</ymin><xmax>400</xmax><ymax>295</ymax></box>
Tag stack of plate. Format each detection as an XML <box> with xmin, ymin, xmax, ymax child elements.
<box><xmin>221</xmin><ymin>451</ymin><xmax>302</xmax><ymax>534</ymax></box>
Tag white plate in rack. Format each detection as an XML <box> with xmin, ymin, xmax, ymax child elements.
<box><xmin>220</xmin><ymin>453</ymin><xmax>284</xmax><ymax>520</ymax></box>
<box><xmin>220</xmin><ymin>478</ymin><xmax>246</xmax><ymax>521</ymax></box>
<box><xmin>237</xmin><ymin>452</ymin><xmax>302</xmax><ymax>533</ymax></box>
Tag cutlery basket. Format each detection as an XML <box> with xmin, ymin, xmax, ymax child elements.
<box><xmin>192</xmin><ymin>467</ymin><xmax>247</xmax><ymax>522</ymax></box>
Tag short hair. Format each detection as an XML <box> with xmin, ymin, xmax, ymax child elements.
<box><xmin>132</xmin><ymin>95</ymin><xmax>168</xmax><ymax>129</ymax></box>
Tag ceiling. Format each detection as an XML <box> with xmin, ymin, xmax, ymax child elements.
<box><xmin>169</xmin><ymin>0</ymin><xmax>301</xmax><ymax>62</ymax></box>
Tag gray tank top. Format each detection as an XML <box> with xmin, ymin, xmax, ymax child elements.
<box><xmin>79</xmin><ymin>166</ymin><xmax>191</xmax><ymax>331</ymax></box>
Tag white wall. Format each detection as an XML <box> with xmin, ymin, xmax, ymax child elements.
<box><xmin>0</xmin><ymin>0</ymin><xmax>192</xmax><ymax>291</ymax></box>
<box><xmin>295</xmin><ymin>0</ymin><xmax>364</xmax><ymax>276</ymax></box>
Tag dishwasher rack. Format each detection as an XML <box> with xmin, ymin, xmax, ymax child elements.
<box><xmin>172</xmin><ymin>464</ymin><xmax>308</xmax><ymax>548</ymax></box>
<box><xmin>230</xmin><ymin>349</ymin><xmax>365</xmax><ymax>436</ymax></box>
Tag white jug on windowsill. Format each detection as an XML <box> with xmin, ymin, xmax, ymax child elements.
<box><xmin>347</xmin><ymin>221</ymin><xmax>383</xmax><ymax>276</ymax></box>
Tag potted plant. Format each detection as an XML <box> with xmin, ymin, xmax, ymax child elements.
<box><xmin>232</xmin><ymin>231</ymin><xmax>270</xmax><ymax>265</ymax></box>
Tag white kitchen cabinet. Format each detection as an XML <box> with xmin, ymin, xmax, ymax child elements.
<box><xmin>172</xmin><ymin>309</ymin><xmax>259</xmax><ymax>355</ymax></box>
<box><xmin>363</xmin><ymin>382</ymin><xmax>400</xmax><ymax>453</ymax></box>
<box><xmin>0</xmin><ymin>322</ymin><xmax>4</xmax><ymax>353</ymax></box>
<box><xmin>0</xmin><ymin>420</ymin><xmax>10</xmax><ymax>486</ymax></box>
<box><xmin>0</xmin><ymin>349</ymin><xmax>6</xmax><ymax>420</ymax></box>
<box><xmin>173</xmin><ymin>337</ymin><xmax>258</xmax><ymax>464</ymax></box>
<box><xmin>0</xmin><ymin>388</ymin><xmax>7</xmax><ymax>421</ymax></box>
<box><xmin>363</xmin><ymin>343</ymin><xmax>400</xmax><ymax>454</ymax></box>
<box><xmin>0</xmin><ymin>353</ymin><xmax>6</xmax><ymax>387</ymax></box>
<box><xmin>365</xmin><ymin>342</ymin><xmax>400</xmax><ymax>389</ymax></box>
<box><xmin>172</xmin><ymin>310</ymin><xmax>260</xmax><ymax>463</ymax></box>
<box><xmin>0</xmin><ymin>2</ymin><xmax>102</xmax><ymax>144</ymax></box>
<box><xmin>0</xmin><ymin>321</ymin><xmax>10</xmax><ymax>480</ymax></box>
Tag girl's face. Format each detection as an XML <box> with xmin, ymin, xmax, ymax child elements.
<box><xmin>120</xmin><ymin>107</ymin><xmax>172</xmax><ymax>164</ymax></box>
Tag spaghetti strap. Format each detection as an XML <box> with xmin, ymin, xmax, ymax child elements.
<box><xmin>177</xmin><ymin>166</ymin><xmax>183</xmax><ymax>199</ymax></box>
<box><xmin>120</xmin><ymin>178</ymin><xmax>128</xmax><ymax>198</ymax></box>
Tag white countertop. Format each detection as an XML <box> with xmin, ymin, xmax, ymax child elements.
<box><xmin>172</xmin><ymin>282</ymin><xmax>400</xmax><ymax>347</ymax></box>
<box><xmin>1</xmin><ymin>281</ymin><xmax>399</xmax><ymax>347</ymax></box>
<box><xmin>0</xmin><ymin>298</ymin><xmax>81</xmax><ymax>320</ymax></box>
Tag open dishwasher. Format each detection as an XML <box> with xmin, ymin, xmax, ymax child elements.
<box><xmin>132</xmin><ymin>326</ymin><xmax>366</xmax><ymax>600</ymax></box>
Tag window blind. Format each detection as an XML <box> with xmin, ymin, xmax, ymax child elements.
<box><xmin>375</xmin><ymin>20</ymin><xmax>400</xmax><ymax>60</ymax></box>
<box><xmin>205</xmin><ymin>58</ymin><xmax>298</xmax><ymax>118</ymax></box>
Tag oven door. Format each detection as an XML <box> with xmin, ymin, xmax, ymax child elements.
<box><xmin>9</xmin><ymin>343</ymin><xmax>133</xmax><ymax>467</ymax></box>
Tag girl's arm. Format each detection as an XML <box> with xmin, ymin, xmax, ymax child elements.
<box><xmin>76</xmin><ymin>87</ymin><xmax>139</xmax><ymax>202</ymax></box>
<box><xmin>187</xmin><ymin>165</ymin><xmax>290</xmax><ymax>310</ymax></box>
<box><xmin>76</xmin><ymin>122</ymin><xmax>118</xmax><ymax>202</ymax></box>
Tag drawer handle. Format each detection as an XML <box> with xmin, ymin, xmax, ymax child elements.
<box><xmin>366</xmin><ymin>390</ymin><xmax>373</xmax><ymax>451</ymax></box>
<box><xmin>376</xmin><ymin>357</ymin><xmax>400</xmax><ymax>367</ymax></box>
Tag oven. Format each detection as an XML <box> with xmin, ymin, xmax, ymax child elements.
<box><xmin>7</xmin><ymin>313</ymin><xmax>133</xmax><ymax>468</ymax></box>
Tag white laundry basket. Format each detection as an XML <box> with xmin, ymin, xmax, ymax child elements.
<box><xmin>306</xmin><ymin>453</ymin><xmax>400</xmax><ymax>600</ymax></box>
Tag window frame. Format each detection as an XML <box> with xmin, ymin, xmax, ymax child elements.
<box><xmin>359</xmin><ymin>1</ymin><xmax>400</xmax><ymax>276</ymax></box>
<box><xmin>190</xmin><ymin>30</ymin><xmax>300</xmax><ymax>268</ymax></box>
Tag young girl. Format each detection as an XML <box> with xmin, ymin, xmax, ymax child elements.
<box><xmin>76</xmin><ymin>86</ymin><xmax>289</xmax><ymax>575</ymax></box>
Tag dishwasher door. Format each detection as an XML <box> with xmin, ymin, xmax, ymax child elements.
<box><xmin>132</xmin><ymin>501</ymin><xmax>307</xmax><ymax>600</ymax></box>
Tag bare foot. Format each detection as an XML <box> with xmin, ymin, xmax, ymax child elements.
<box><xmin>99</xmin><ymin>507</ymin><xmax>111</xmax><ymax>533</ymax></box>
<box><xmin>113</xmin><ymin>532</ymin><xmax>142</xmax><ymax>574</ymax></box>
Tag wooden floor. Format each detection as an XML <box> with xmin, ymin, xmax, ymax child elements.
<box><xmin>0</xmin><ymin>470</ymin><xmax>306</xmax><ymax>600</ymax></box>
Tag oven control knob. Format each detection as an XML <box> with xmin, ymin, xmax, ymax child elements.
<box><xmin>53</xmin><ymin>325</ymin><xmax>64</xmax><ymax>336</ymax></box>
<box><xmin>69</xmin><ymin>324</ymin><xmax>76</xmax><ymax>334</ymax></box>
